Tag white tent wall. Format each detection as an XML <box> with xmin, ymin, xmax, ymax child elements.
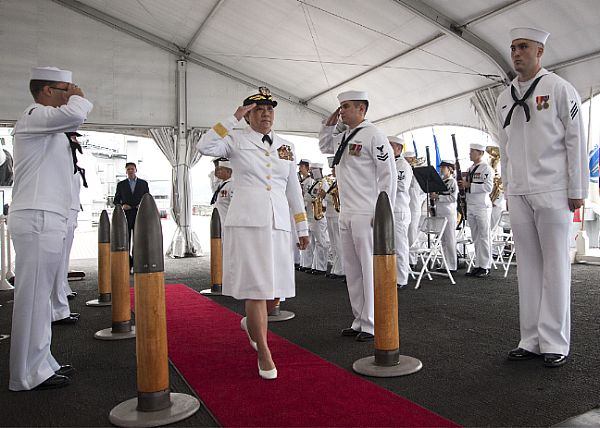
<box><xmin>0</xmin><ymin>0</ymin><xmax>176</xmax><ymax>129</ymax></box>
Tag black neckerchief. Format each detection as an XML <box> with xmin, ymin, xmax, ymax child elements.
<box><xmin>467</xmin><ymin>164</ymin><xmax>480</xmax><ymax>193</ymax></box>
<box><xmin>65</xmin><ymin>132</ymin><xmax>88</xmax><ymax>188</ymax></box>
<box><xmin>503</xmin><ymin>74</ymin><xmax>545</xmax><ymax>128</ymax></box>
<box><xmin>210</xmin><ymin>180</ymin><xmax>229</xmax><ymax>205</ymax></box>
<box><xmin>331</xmin><ymin>127</ymin><xmax>362</xmax><ymax>167</ymax></box>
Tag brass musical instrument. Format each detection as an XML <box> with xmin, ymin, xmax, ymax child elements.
<box><xmin>311</xmin><ymin>179</ymin><xmax>325</xmax><ymax>221</ymax></box>
<box><xmin>324</xmin><ymin>175</ymin><xmax>341</xmax><ymax>213</ymax></box>
<box><xmin>486</xmin><ymin>146</ymin><xmax>503</xmax><ymax>204</ymax></box>
<box><xmin>406</xmin><ymin>156</ymin><xmax>425</xmax><ymax>167</ymax></box>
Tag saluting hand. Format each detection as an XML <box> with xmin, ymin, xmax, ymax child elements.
<box><xmin>234</xmin><ymin>103</ymin><xmax>256</xmax><ymax>121</ymax></box>
<box><xmin>325</xmin><ymin>107</ymin><xmax>340</xmax><ymax>126</ymax></box>
<box><xmin>66</xmin><ymin>83</ymin><xmax>84</xmax><ymax>99</ymax></box>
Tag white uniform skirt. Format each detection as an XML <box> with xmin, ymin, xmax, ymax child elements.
<box><xmin>222</xmin><ymin>215</ymin><xmax>295</xmax><ymax>300</ymax></box>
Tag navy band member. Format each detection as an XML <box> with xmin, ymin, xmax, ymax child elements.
<box><xmin>197</xmin><ymin>87</ymin><xmax>309</xmax><ymax>379</ymax></box>
<box><xmin>319</xmin><ymin>90</ymin><xmax>397</xmax><ymax>342</ymax></box>
<box><xmin>404</xmin><ymin>151</ymin><xmax>427</xmax><ymax>269</ymax></box>
<box><xmin>210</xmin><ymin>157</ymin><xmax>234</xmax><ymax>224</ymax></box>
<box><xmin>306</xmin><ymin>162</ymin><xmax>329</xmax><ymax>275</ymax></box>
<box><xmin>388</xmin><ymin>136</ymin><xmax>413</xmax><ymax>288</ymax></box>
<box><xmin>9</xmin><ymin>66</ymin><xmax>93</xmax><ymax>390</ymax></box>
<box><xmin>321</xmin><ymin>158</ymin><xmax>344</xmax><ymax>279</ymax></box>
<box><xmin>298</xmin><ymin>159</ymin><xmax>314</xmax><ymax>271</ymax></box>
<box><xmin>431</xmin><ymin>161</ymin><xmax>459</xmax><ymax>272</ymax></box>
<box><xmin>497</xmin><ymin>27</ymin><xmax>588</xmax><ymax>367</ymax></box>
<box><xmin>459</xmin><ymin>143</ymin><xmax>494</xmax><ymax>277</ymax></box>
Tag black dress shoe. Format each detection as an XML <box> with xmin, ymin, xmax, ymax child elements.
<box><xmin>341</xmin><ymin>328</ymin><xmax>359</xmax><ymax>337</ymax></box>
<box><xmin>55</xmin><ymin>365</ymin><xmax>76</xmax><ymax>376</ymax></box>
<box><xmin>33</xmin><ymin>374</ymin><xmax>70</xmax><ymax>390</ymax></box>
<box><xmin>475</xmin><ymin>268</ymin><xmax>490</xmax><ymax>278</ymax></box>
<box><xmin>67</xmin><ymin>292</ymin><xmax>78</xmax><ymax>300</ymax></box>
<box><xmin>52</xmin><ymin>316</ymin><xmax>79</xmax><ymax>325</ymax></box>
<box><xmin>70</xmin><ymin>312</ymin><xmax>80</xmax><ymax>318</ymax></box>
<box><xmin>397</xmin><ymin>284</ymin><xmax>407</xmax><ymax>289</ymax></box>
<box><xmin>465</xmin><ymin>267</ymin><xmax>480</xmax><ymax>277</ymax></box>
<box><xmin>544</xmin><ymin>353</ymin><xmax>567</xmax><ymax>367</ymax></box>
<box><xmin>507</xmin><ymin>347</ymin><xmax>538</xmax><ymax>361</ymax></box>
<box><xmin>356</xmin><ymin>332</ymin><xmax>374</xmax><ymax>342</ymax></box>
<box><xmin>311</xmin><ymin>269</ymin><xmax>326</xmax><ymax>275</ymax></box>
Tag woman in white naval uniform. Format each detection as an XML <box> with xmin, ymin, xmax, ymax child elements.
<box><xmin>319</xmin><ymin>90</ymin><xmax>397</xmax><ymax>342</ymax></box>
<box><xmin>388</xmin><ymin>137</ymin><xmax>413</xmax><ymax>288</ymax></box>
<box><xmin>496</xmin><ymin>27</ymin><xmax>588</xmax><ymax>367</ymax></box>
<box><xmin>459</xmin><ymin>144</ymin><xmax>494</xmax><ymax>277</ymax></box>
<box><xmin>9</xmin><ymin>67</ymin><xmax>92</xmax><ymax>390</ymax></box>
<box><xmin>432</xmin><ymin>161</ymin><xmax>459</xmax><ymax>271</ymax></box>
<box><xmin>197</xmin><ymin>88</ymin><xmax>309</xmax><ymax>379</ymax></box>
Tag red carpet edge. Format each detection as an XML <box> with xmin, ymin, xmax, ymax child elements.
<box><xmin>131</xmin><ymin>284</ymin><xmax>459</xmax><ymax>427</ymax></box>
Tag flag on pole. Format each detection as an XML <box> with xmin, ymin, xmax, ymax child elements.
<box><xmin>590</xmin><ymin>144</ymin><xmax>599</xmax><ymax>184</ymax></box>
<box><xmin>412</xmin><ymin>134</ymin><xmax>418</xmax><ymax>158</ymax></box>
<box><xmin>432</xmin><ymin>129</ymin><xmax>442</xmax><ymax>173</ymax></box>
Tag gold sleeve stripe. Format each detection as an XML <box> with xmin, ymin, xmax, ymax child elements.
<box><xmin>294</xmin><ymin>212</ymin><xmax>307</xmax><ymax>223</ymax></box>
<box><xmin>213</xmin><ymin>122</ymin><xmax>228</xmax><ymax>138</ymax></box>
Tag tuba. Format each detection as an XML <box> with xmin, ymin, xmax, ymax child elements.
<box><xmin>486</xmin><ymin>146</ymin><xmax>503</xmax><ymax>204</ymax></box>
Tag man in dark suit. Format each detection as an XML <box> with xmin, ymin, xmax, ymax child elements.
<box><xmin>113</xmin><ymin>162</ymin><xmax>149</xmax><ymax>269</ymax></box>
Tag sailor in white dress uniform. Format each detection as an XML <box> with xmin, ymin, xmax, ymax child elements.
<box><xmin>197</xmin><ymin>87</ymin><xmax>309</xmax><ymax>379</ymax></box>
<box><xmin>306</xmin><ymin>163</ymin><xmax>329</xmax><ymax>274</ymax></box>
<box><xmin>404</xmin><ymin>152</ymin><xmax>426</xmax><ymax>267</ymax></box>
<box><xmin>496</xmin><ymin>28</ymin><xmax>588</xmax><ymax>367</ymax></box>
<box><xmin>9</xmin><ymin>67</ymin><xmax>92</xmax><ymax>390</ymax></box>
<box><xmin>431</xmin><ymin>161</ymin><xmax>459</xmax><ymax>271</ymax></box>
<box><xmin>388</xmin><ymin>137</ymin><xmax>412</xmax><ymax>287</ymax></box>
<box><xmin>459</xmin><ymin>143</ymin><xmax>494</xmax><ymax>277</ymax></box>
<box><xmin>210</xmin><ymin>157</ymin><xmax>234</xmax><ymax>225</ymax></box>
<box><xmin>319</xmin><ymin>90</ymin><xmax>397</xmax><ymax>341</ymax></box>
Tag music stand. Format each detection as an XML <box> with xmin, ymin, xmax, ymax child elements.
<box><xmin>412</xmin><ymin>166</ymin><xmax>446</xmax><ymax>195</ymax></box>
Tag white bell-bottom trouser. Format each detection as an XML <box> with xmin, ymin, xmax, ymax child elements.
<box><xmin>50</xmin><ymin>209</ymin><xmax>78</xmax><ymax>321</ymax></box>
<box><xmin>437</xmin><ymin>207</ymin><xmax>457</xmax><ymax>271</ymax></box>
<box><xmin>468</xmin><ymin>206</ymin><xmax>492</xmax><ymax>269</ymax></box>
<box><xmin>310</xmin><ymin>218</ymin><xmax>329</xmax><ymax>271</ymax></box>
<box><xmin>9</xmin><ymin>209</ymin><xmax>66</xmax><ymax>390</ymax></box>
<box><xmin>393</xmin><ymin>211</ymin><xmax>411</xmax><ymax>285</ymax></box>
<box><xmin>508</xmin><ymin>191</ymin><xmax>572</xmax><ymax>356</ymax></box>
<box><xmin>340</xmin><ymin>214</ymin><xmax>374</xmax><ymax>335</ymax></box>
<box><xmin>326</xmin><ymin>215</ymin><xmax>344</xmax><ymax>275</ymax></box>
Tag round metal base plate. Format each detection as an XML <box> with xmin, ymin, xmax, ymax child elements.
<box><xmin>352</xmin><ymin>355</ymin><xmax>423</xmax><ymax>378</ymax></box>
<box><xmin>200</xmin><ymin>289</ymin><xmax>222</xmax><ymax>296</ymax></box>
<box><xmin>86</xmin><ymin>299</ymin><xmax>112</xmax><ymax>307</ymax></box>
<box><xmin>268</xmin><ymin>310</ymin><xmax>295</xmax><ymax>322</ymax></box>
<box><xmin>94</xmin><ymin>326</ymin><xmax>136</xmax><ymax>341</ymax></box>
<box><xmin>0</xmin><ymin>279</ymin><xmax>14</xmax><ymax>291</ymax></box>
<box><xmin>109</xmin><ymin>393</ymin><xmax>200</xmax><ymax>428</ymax></box>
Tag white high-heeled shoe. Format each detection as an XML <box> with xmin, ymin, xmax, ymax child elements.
<box><xmin>258</xmin><ymin>361</ymin><xmax>277</xmax><ymax>380</ymax></box>
<box><xmin>240</xmin><ymin>317</ymin><xmax>258</xmax><ymax>351</ymax></box>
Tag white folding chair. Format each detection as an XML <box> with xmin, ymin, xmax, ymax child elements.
<box><xmin>456</xmin><ymin>224</ymin><xmax>475</xmax><ymax>273</ymax></box>
<box><xmin>491</xmin><ymin>211</ymin><xmax>515</xmax><ymax>277</ymax></box>
<box><xmin>409</xmin><ymin>216</ymin><xmax>456</xmax><ymax>289</ymax></box>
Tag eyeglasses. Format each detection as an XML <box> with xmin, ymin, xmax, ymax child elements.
<box><xmin>49</xmin><ymin>86</ymin><xmax>69</xmax><ymax>92</ymax></box>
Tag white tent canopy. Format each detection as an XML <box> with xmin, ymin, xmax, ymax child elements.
<box><xmin>1</xmin><ymin>0</ymin><xmax>600</xmax><ymax>135</ymax></box>
<box><xmin>2</xmin><ymin>0</ymin><xmax>599</xmax><ymax>256</ymax></box>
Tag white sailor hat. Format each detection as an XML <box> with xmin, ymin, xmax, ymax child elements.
<box><xmin>387</xmin><ymin>136</ymin><xmax>404</xmax><ymax>145</ymax></box>
<box><xmin>440</xmin><ymin>160</ymin><xmax>455</xmax><ymax>168</ymax></box>
<box><xmin>337</xmin><ymin>90</ymin><xmax>369</xmax><ymax>103</ymax></box>
<box><xmin>311</xmin><ymin>163</ymin><xmax>323</xmax><ymax>169</ymax></box>
<box><xmin>298</xmin><ymin>159</ymin><xmax>310</xmax><ymax>166</ymax></box>
<box><xmin>470</xmin><ymin>143</ymin><xmax>486</xmax><ymax>152</ymax></box>
<box><xmin>219</xmin><ymin>160</ymin><xmax>231</xmax><ymax>168</ymax></box>
<box><xmin>403</xmin><ymin>151</ymin><xmax>416</xmax><ymax>158</ymax></box>
<box><xmin>30</xmin><ymin>66</ymin><xmax>72</xmax><ymax>83</ymax></box>
<box><xmin>510</xmin><ymin>27</ymin><xmax>550</xmax><ymax>45</ymax></box>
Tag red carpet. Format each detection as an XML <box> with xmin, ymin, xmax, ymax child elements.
<box><xmin>132</xmin><ymin>284</ymin><xmax>458</xmax><ymax>427</ymax></box>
